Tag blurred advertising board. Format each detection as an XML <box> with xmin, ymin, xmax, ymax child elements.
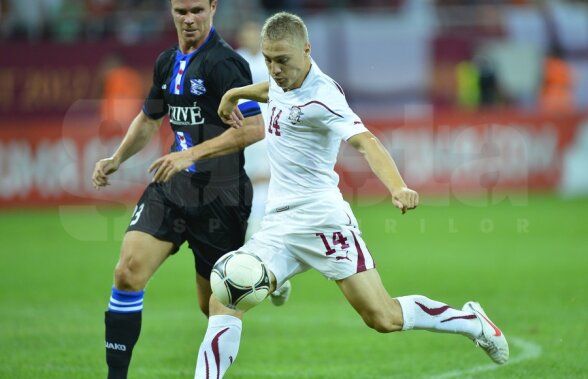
<box><xmin>0</xmin><ymin>110</ymin><xmax>173</xmax><ymax>207</ymax></box>
<box><xmin>1</xmin><ymin>110</ymin><xmax>587</xmax><ymax>207</ymax></box>
<box><xmin>338</xmin><ymin>111</ymin><xmax>587</xmax><ymax>201</ymax></box>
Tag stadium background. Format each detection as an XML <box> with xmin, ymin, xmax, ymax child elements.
<box><xmin>1</xmin><ymin>1</ymin><xmax>587</xmax><ymax>378</ymax></box>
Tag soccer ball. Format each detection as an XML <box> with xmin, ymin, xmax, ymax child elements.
<box><xmin>210</xmin><ymin>252</ymin><xmax>271</xmax><ymax>311</ymax></box>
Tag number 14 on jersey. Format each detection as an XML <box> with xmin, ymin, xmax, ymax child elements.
<box><xmin>268</xmin><ymin>107</ymin><xmax>282</xmax><ymax>136</ymax></box>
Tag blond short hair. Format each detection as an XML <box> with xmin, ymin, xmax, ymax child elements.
<box><xmin>261</xmin><ymin>12</ymin><xmax>309</xmax><ymax>46</ymax></box>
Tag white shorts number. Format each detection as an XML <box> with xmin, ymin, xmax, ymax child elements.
<box><xmin>130</xmin><ymin>204</ymin><xmax>145</xmax><ymax>226</ymax></box>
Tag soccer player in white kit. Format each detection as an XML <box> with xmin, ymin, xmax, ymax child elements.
<box><xmin>187</xmin><ymin>12</ymin><xmax>509</xmax><ymax>379</ymax></box>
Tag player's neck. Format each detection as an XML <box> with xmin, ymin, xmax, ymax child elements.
<box><xmin>179</xmin><ymin>27</ymin><xmax>213</xmax><ymax>55</ymax></box>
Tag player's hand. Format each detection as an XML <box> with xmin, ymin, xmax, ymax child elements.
<box><xmin>92</xmin><ymin>157</ymin><xmax>120</xmax><ymax>189</ymax></box>
<box><xmin>391</xmin><ymin>187</ymin><xmax>419</xmax><ymax>214</ymax></box>
<box><xmin>148</xmin><ymin>151</ymin><xmax>194</xmax><ymax>183</ymax></box>
<box><xmin>218</xmin><ymin>91</ymin><xmax>244</xmax><ymax>128</ymax></box>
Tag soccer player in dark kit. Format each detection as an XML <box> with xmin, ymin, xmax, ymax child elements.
<box><xmin>92</xmin><ymin>1</ymin><xmax>288</xmax><ymax>378</ymax></box>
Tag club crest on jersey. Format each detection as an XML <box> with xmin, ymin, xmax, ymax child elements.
<box><xmin>190</xmin><ymin>79</ymin><xmax>206</xmax><ymax>96</ymax></box>
<box><xmin>288</xmin><ymin>106</ymin><xmax>303</xmax><ymax>124</ymax></box>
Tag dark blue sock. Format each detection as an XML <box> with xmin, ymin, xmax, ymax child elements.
<box><xmin>105</xmin><ymin>288</ymin><xmax>144</xmax><ymax>379</ymax></box>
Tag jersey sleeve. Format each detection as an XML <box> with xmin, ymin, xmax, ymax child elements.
<box><xmin>317</xmin><ymin>84</ymin><xmax>368</xmax><ymax>141</ymax></box>
<box><xmin>208</xmin><ymin>58</ymin><xmax>261</xmax><ymax>118</ymax></box>
<box><xmin>142</xmin><ymin>54</ymin><xmax>167</xmax><ymax>120</ymax></box>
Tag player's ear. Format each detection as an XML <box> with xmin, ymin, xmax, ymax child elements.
<box><xmin>304</xmin><ymin>42</ymin><xmax>311</xmax><ymax>57</ymax></box>
<box><xmin>210</xmin><ymin>0</ymin><xmax>217</xmax><ymax>15</ymax></box>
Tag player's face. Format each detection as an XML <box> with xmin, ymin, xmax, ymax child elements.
<box><xmin>262</xmin><ymin>38</ymin><xmax>311</xmax><ymax>91</ymax></box>
<box><xmin>170</xmin><ymin>0</ymin><xmax>216</xmax><ymax>51</ymax></box>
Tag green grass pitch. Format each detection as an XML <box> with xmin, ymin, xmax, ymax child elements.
<box><xmin>1</xmin><ymin>194</ymin><xmax>587</xmax><ymax>378</ymax></box>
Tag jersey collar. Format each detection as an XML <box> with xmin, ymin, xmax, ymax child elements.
<box><xmin>177</xmin><ymin>26</ymin><xmax>217</xmax><ymax>59</ymax></box>
<box><xmin>300</xmin><ymin>58</ymin><xmax>317</xmax><ymax>90</ymax></box>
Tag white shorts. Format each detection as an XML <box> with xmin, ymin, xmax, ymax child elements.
<box><xmin>237</xmin><ymin>197</ymin><xmax>375</xmax><ymax>288</ymax></box>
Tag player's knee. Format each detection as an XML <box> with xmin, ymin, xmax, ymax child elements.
<box><xmin>114</xmin><ymin>261</ymin><xmax>144</xmax><ymax>292</ymax></box>
<box><xmin>361</xmin><ymin>310</ymin><xmax>402</xmax><ymax>333</ymax></box>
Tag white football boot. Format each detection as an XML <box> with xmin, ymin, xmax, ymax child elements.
<box><xmin>463</xmin><ymin>301</ymin><xmax>509</xmax><ymax>364</ymax></box>
<box><xmin>269</xmin><ymin>280</ymin><xmax>291</xmax><ymax>306</ymax></box>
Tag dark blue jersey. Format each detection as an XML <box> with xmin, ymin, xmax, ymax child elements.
<box><xmin>143</xmin><ymin>27</ymin><xmax>261</xmax><ymax>184</ymax></box>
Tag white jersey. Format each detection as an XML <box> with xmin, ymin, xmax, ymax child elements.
<box><xmin>265</xmin><ymin>60</ymin><xmax>368</xmax><ymax>210</ymax></box>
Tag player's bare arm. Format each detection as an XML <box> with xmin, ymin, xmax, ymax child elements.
<box><xmin>149</xmin><ymin>113</ymin><xmax>264</xmax><ymax>183</ymax></box>
<box><xmin>218</xmin><ymin>81</ymin><xmax>270</xmax><ymax>128</ymax></box>
<box><xmin>92</xmin><ymin>111</ymin><xmax>163</xmax><ymax>189</ymax></box>
<box><xmin>347</xmin><ymin>131</ymin><xmax>419</xmax><ymax>214</ymax></box>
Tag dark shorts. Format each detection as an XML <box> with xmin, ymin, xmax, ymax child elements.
<box><xmin>127</xmin><ymin>172</ymin><xmax>252</xmax><ymax>279</ymax></box>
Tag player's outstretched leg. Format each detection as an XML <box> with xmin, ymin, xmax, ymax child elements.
<box><xmin>269</xmin><ymin>279</ymin><xmax>292</xmax><ymax>306</ymax></box>
<box><xmin>338</xmin><ymin>270</ymin><xmax>508</xmax><ymax>363</ymax></box>
<box><xmin>463</xmin><ymin>301</ymin><xmax>509</xmax><ymax>364</ymax></box>
<box><xmin>194</xmin><ymin>297</ymin><xmax>244</xmax><ymax>379</ymax></box>
<box><xmin>338</xmin><ymin>270</ymin><xmax>482</xmax><ymax>336</ymax></box>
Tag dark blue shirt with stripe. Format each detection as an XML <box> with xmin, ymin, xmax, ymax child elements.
<box><xmin>143</xmin><ymin>27</ymin><xmax>261</xmax><ymax>183</ymax></box>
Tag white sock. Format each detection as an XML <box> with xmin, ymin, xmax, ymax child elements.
<box><xmin>194</xmin><ymin>315</ymin><xmax>242</xmax><ymax>379</ymax></box>
<box><xmin>396</xmin><ymin>295</ymin><xmax>481</xmax><ymax>338</ymax></box>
